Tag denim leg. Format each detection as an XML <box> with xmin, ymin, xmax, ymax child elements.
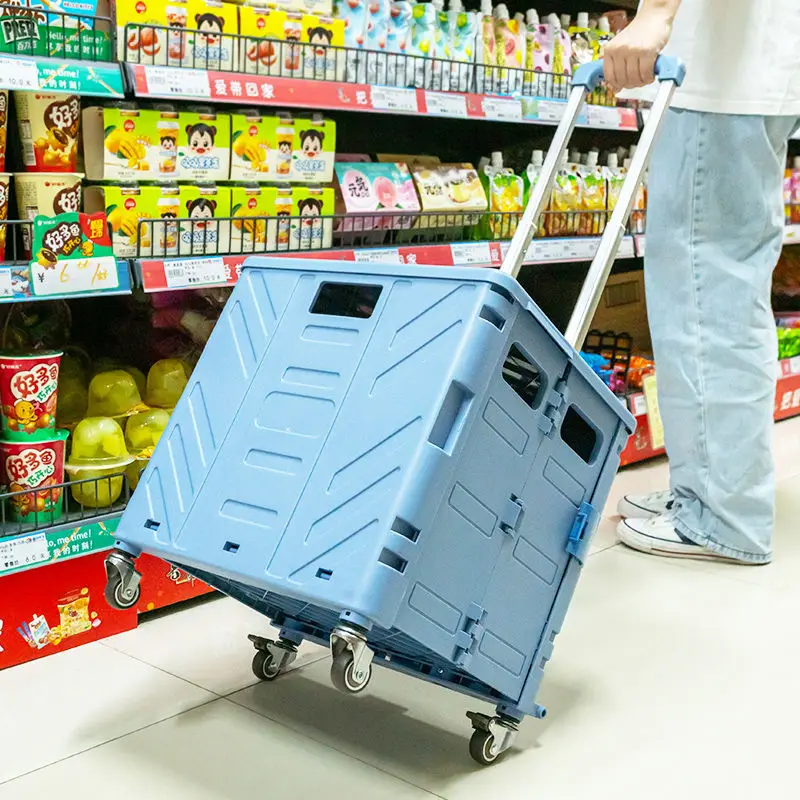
<box><xmin>645</xmin><ymin>109</ymin><xmax>800</xmax><ymax>563</ymax></box>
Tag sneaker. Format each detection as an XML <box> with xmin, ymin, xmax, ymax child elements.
<box><xmin>617</xmin><ymin>516</ymin><xmax>755</xmax><ymax>564</ymax></box>
<box><xmin>617</xmin><ymin>489</ymin><xmax>674</xmax><ymax>520</ymax></box>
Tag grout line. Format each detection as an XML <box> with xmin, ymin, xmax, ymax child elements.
<box><xmin>0</xmin><ymin>696</ymin><xmax>221</xmax><ymax>788</ymax></box>
<box><xmin>220</xmin><ymin>696</ymin><xmax>448</xmax><ymax>800</ymax></box>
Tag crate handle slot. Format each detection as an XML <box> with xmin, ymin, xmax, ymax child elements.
<box><xmin>428</xmin><ymin>381</ymin><xmax>474</xmax><ymax>455</ymax></box>
<box><xmin>223</xmin><ymin>541</ymin><xmax>240</xmax><ymax>554</ymax></box>
<box><xmin>310</xmin><ymin>282</ymin><xmax>383</xmax><ymax>319</ymax></box>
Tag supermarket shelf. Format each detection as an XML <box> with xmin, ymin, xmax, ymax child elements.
<box><xmin>136</xmin><ymin>235</ymin><xmax>637</xmax><ymax>293</ymax></box>
<box><xmin>0</xmin><ymin>53</ymin><xmax>124</xmax><ymax>97</ymax></box>
<box><xmin>126</xmin><ymin>63</ymin><xmax>638</xmax><ymax>131</ymax></box>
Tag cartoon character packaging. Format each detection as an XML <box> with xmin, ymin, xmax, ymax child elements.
<box><xmin>178</xmin><ymin>184</ymin><xmax>232</xmax><ymax>255</ymax></box>
<box><xmin>185</xmin><ymin>0</ymin><xmax>239</xmax><ymax>70</ymax></box>
<box><xmin>239</xmin><ymin>6</ymin><xmax>286</xmax><ymax>75</ymax></box>
<box><xmin>178</xmin><ymin>110</ymin><xmax>231</xmax><ymax>181</ymax></box>
<box><xmin>292</xmin><ymin>117</ymin><xmax>335</xmax><ymax>183</ymax></box>
<box><xmin>291</xmin><ymin>185</ymin><xmax>334</xmax><ymax>249</ymax></box>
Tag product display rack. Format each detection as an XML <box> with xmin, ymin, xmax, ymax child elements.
<box><xmin>0</xmin><ymin>1</ymin><xmax>798</xmax><ymax>670</ymax></box>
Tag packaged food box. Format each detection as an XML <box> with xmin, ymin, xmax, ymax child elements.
<box><xmin>185</xmin><ymin>0</ymin><xmax>239</xmax><ymax>71</ymax></box>
<box><xmin>334</xmin><ymin>161</ymin><xmax>420</xmax><ymax>230</ymax></box>
<box><xmin>84</xmin><ymin>183</ymin><xmax>163</xmax><ymax>257</ymax></box>
<box><xmin>411</xmin><ymin>163</ymin><xmax>487</xmax><ymax>227</ymax></box>
<box><xmin>292</xmin><ymin>116</ymin><xmax>335</xmax><ymax>183</ymax></box>
<box><xmin>377</xmin><ymin>154</ymin><xmax>441</xmax><ymax>167</ymax></box>
<box><xmin>116</xmin><ymin>0</ymin><xmax>189</xmax><ymax>64</ymax></box>
<box><xmin>0</xmin><ymin>91</ymin><xmax>8</xmax><ymax>172</ymax></box>
<box><xmin>178</xmin><ymin>109</ymin><xmax>231</xmax><ymax>182</ymax></box>
<box><xmin>290</xmin><ymin>185</ymin><xmax>334</xmax><ymax>250</ymax></box>
<box><xmin>239</xmin><ymin>6</ymin><xmax>286</xmax><ymax>76</ymax></box>
<box><xmin>15</xmin><ymin>92</ymin><xmax>81</xmax><ymax>172</ymax></box>
<box><xmin>178</xmin><ymin>184</ymin><xmax>232</xmax><ymax>255</ymax></box>
<box><xmin>231</xmin><ymin>112</ymin><xmax>278</xmax><ymax>181</ymax></box>
<box><xmin>83</xmin><ymin>106</ymin><xmax>158</xmax><ymax>181</ymax></box>
<box><xmin>231</xmin><ymin>184</ymin><xmax>278</xmax><ymax>253</ymax></box>
<box><xmin>301</xmin><ymin>14</ymin><xmax>345</xmax><ymax>81</ymax></box>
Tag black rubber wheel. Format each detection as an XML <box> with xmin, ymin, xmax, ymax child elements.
<box><xmin>104</xmin><ymin>574</ymin><xmax>141</xmax><ymax>611</ymax></box>
<box><xmin>251</xmin><ymin>650</ymin><xmax>282</xmax><ymax>681</ymax></box>
<box><xmin>469</xmin><ymin>729</ymin><xmax>501</xmax><ymax>766</ymax></box>
<box><xmin>330</xmin><ymin>651</ymin><xmax>371</xmax><ymax>695</ymax></box>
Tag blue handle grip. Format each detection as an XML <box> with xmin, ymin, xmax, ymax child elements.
<box><xmin>572</xmin><ymin>55</ymin><xmax>686</xmax><ymax>92</ymax></box>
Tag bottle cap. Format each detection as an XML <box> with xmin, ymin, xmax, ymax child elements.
<box><xmin>607</xmin><ymin>153</ymin><xmax>619</xmax><ymax>169</ymax></box>
<box><xmin>494</xmin><ymin>3</ymin><xmax>509</xmax><ymax>20</ymax></box>
<box><xmin>526</xmin><ymin>9</ymin><xmax>539</xmax><ymax>26</ymax></box>
<box><xmin>585</xmin><ymin>151</ymin><xmax>598</xmax><ymax>168</ymax></box>
<box><xmin>597</xmin><ymin>15</ymin><xmax>610</xmax><ymax>33</ymax></box>
<box><xmin>490</xmin><ymin>151</ymin><xmax>504</xmax><ymax>168</ymax></box>
<box><xmin>531</xmin><ymin>149</ymin><xmax>543</xmax><ymax>167</ymax></box>
<box><xmin>576</xmin><ymin>11</ymin><xmax>589</xmax><ymax>28</ymax></box>
<box><xmin>560</xmin><ymin>13</ymin><xmax>570</xmax><ymax>28</ymax></box>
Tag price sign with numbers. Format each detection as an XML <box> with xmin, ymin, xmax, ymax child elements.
<box><xmin>370</xmin><ymin>87</ymin><xmax>418</xmax><ymax>114</ymax></box>
<box><xmin>0</xmin><ymin>533</ymin><xmax>49</xmax><ymax>572</ymax></box>
<box><xmin>482</xmin><ymin>97</ymin><xmax>522</xmax><ymax>121</ymax></box>
<box><xmin>0</xmin><ymin>57</ymin><xmax>39</xmax><ymax>90</ymax></box>
<box><xmin>353</xmin><ymin>248</ymin><xmax>402</xmax><ymax>264</ymax></box>
<box><xmin>164</xmin><ymin>257</ymin><xmax>227</xmax><ymax>288</ymax></box>
<box><xmin>425</xmin><ymin>91</ymin><xmax>467</xmax><ymax>118</ymax></box>
<box><xmin>451</xmin><ymin>242</ymin><xmax>492</xmax><ymax>266</ymax></box>
<box><xmin>534</xmin><ymin>99</ymin><xmax>567</xmax><ymax>123</ymax></box>
<box><xmin>145</xmin><ymin>66</ymin><xmax>211</xmax><ymax>98</ymax></box>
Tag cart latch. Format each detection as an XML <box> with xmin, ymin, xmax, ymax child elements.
<box><xmin>567</xmin><ymin>501</ymin><xmax>599</xmax><ymax>565</ymax></box>
<box><xmin>454</xmin><ymin>603</ymin><xmax>486</xmax><ymax>668</ymax></box>
<box><xmin>538</xmin><ymin>380</ymin><xmax>568</xmax><ymax>437</ymax></box>
<box><xmin>498</xmin><ymin>495</ymin><xmax>525</xmax><ymax>537</ymax></box>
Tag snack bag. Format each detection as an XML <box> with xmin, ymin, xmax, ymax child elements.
<box><xmin>385</xmin><ymin>1</ymin><xmax>412</xmax><ymax>87</ymax></box>
<box><xmin>492</xmin><ymin>4</ymin><xmax>524</xmax><ymax>94</ymax></box>
<box><xmin>239</xmin><ymin>6</ymin><xmax>286</xmax><ymax>76</ymax></box>
<box><xmin>231</xmin><ymin>112</ymin><xmax>277</xmax><ymax>181</ymax></box>
<box><xmin>333</xmin><ymin>0</ymin><xmax>367</xmax><ymax>81</ymax></box>
<box><xmin>292</xmin><ymin>117</ymin><xmax>335</xmax><ymax>183</ymax></box>
<box><xmin>406</xmin><ymin>2</ymin><xmax>437</xmax><ymax>89</ymax></box>
<box><xmin>185</xmin><ymin>0</ymin><xmax>238</xmax><ymax>70</ymax></box>
<box><xmin>578</xmin><ymin>151</ymin><xmax>606</xmax><ymax>235</ymax></box>
<box><xmin>412</xmin><ymin>163</ymin><xmax>486</xmax><ymax>228</ymax></box>
<box><xmin>547</xmin><ymin>150</ymin><xmax>580</xmax><ymax>237</ymax></box>
<box><xmin>522</xmin><ymin>149</ymin><xmax>545</xmax><ymax>237</ymax></box>
<box><xmin>589</xmin><ymin>17</ymin><xmax>615</xmax><ymax>105</ymax></box>
<box><xmin>291</xmin><ymin>186</ymin><xmax>334</xmax><ymax>250</ymax></box>
<box><xmin>178</xmin><ymin>184</ymin><xmax>232</xmax><ymax>255</ymax></box>
<box><xmin>474</xmin><ymin>0</ymin><xmax>496</xmax><ymax>93</ymax></box>
<box><xmin>178</xmin><ymin>109</ymin><xmax>231</xmax><ymax>182</ymax></box>
<box><xmin>302</xmin><ymin>14</ymin><xmax>346</xmax><ymax>80</ymax></box>
<box><xmin>439</xmin><ymin>0</ymin><xmax>477</xmax><ymax>92</ymax></box>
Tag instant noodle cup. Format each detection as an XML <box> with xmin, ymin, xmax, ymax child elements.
<box><xmin>0</xmin><ymin>350</ymin><xmax>62</xmax><ymax>436</ymax></box>
<box><xmin>14</xmin><ymin>92</ymin><xmax>81</xmax><ymax>172</ymax></box>
<box><xmin>125</xmin><ymin>408</ymin><xmax>171</xmax><ymax>488</ymax></box>
<box><xmin>0</xmin><ymin>429</ymin><xmax>68</xmax><ymax>523</ymax></box>
<box><xmin>145</xmin><ymin>359</ymin><xmax>189</xmax><ymax>408</ymax></box>
<box><xmin>0</xmin><ymin>91</ymin><xmax>8</xmax><ymax>172</ymax></box>
<box><xmin>65</xmin><ymin>416</ymin><xmax>133</xmax><ymax>508</ymax></box>
<box><xmin>0</xmin><ymin>172</ymin><xmax>9</xmax><ymax>262</ymax></box>
<box><xmin>87</xmin><ymin>370</ymin><xmax>149</xmax><ymax>418</ymax></box>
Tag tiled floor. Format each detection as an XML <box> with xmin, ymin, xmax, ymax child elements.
<box><xmin>1</xmin><ymin>418</ymin><xmax>799</xmax><ymax>799</ymax></box>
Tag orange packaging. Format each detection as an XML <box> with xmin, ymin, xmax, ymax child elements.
<box><xmin>0</xmin><ymin>90</ymin><xmax>8</xmax><ymax>172</ymax></box>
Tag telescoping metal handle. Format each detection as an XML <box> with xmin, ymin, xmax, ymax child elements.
<box><xmin>500</xmin><ymin>55</ymin><xmax>686</xmax><ymax>350</ymax></box>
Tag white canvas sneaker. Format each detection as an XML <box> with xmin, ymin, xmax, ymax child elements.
<box><xmin>617</xmin><ymin>515</ymin><xmax>755</xmax><ymax>564</ymax></box>
<box><xmin>617</xmin><ymin>489</ymin><xmax>674</xmax><ymax>519</ymax></box>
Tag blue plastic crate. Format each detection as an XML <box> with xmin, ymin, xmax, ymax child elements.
<box><xmin>115</xmin><ymin>257</ymin><xmax>633</xmax><ymax>717</ymax></box>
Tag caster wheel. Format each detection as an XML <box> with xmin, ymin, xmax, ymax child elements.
<box><xmin>251</xmin><ymin>650</ymin><xmax>282</xmax><ymax>681</ymax></box>
<box><xmin>330</xmin><ymin>650</ymin><xmax>371</xmax><ymax>695</ymax></box>
<box><xmin>469</xmin><ymin>729</ymin><xmax>501</xmax><ymax>766</ymax></box>
<box><xmin>104</xmin><ymin>572</ymin><xmax>141</xmax><ymax>611</ymax></box>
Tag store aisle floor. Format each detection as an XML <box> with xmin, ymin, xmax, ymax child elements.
<box><xmin>1</xmin><ymin>418</ymin><xmax>799</xmax><ymax>800</ymax></box>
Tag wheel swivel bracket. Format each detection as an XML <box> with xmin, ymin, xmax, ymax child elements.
<box><xmin>248</xmin><ymin>634</ymin><xmax>298</xmax><ymax>672</ymax></box>
<box><xmin>330</xmin><ymin>625</ymin><xmax>374</xmax><ymax>684</ymax></box>
<box><xmin>467</xmin><ymin>711</ymin><xmax>519</xmax><ymax>758</ymax></box>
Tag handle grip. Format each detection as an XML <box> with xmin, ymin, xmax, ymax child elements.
<box><xmin>572</xmin><ymin>55</ymin><xmax>686</xmax><ymax>92</ymax></box>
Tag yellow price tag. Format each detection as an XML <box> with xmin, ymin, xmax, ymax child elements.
<box><xmin>642</xmin><ymin>374</ymin><xmax>664</xmax><ymax>450</ymax></box>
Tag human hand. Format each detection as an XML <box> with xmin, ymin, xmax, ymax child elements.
<box><xmin>603</xmin><ymin>5</ymin><xmax>674</xmax><ymax>91</ymax></box>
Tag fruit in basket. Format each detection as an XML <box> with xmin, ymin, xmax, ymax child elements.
<box><xmin>87</xmin><ymin>370</ymin><xmax>148</xmax><ymax>418</ymax></box>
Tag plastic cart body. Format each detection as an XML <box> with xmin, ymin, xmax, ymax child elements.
<box><xmin>107</xmin><ymin>58</ymin><xmax>685</xmax><ymax>765</ymax></box>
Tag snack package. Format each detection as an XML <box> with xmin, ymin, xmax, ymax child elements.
<box><xmin>546</xmin><ymin>149</ymin><xmax>580</xmax><ymax>237</ymax></box>
<box><xmin>522</xmin><ymin>149</ymin><xmax>545</xmax><ymax>237</ymax></box>
<box><xmin>185</xmin><ymin>0</ymin><xmax>239</xmax><ymax>70</ymax></box>
<box><xmin>0</xmin><ymin>91</ymin><xmax>8</xmax><ymax>172</ymax></box>
<box><xmin>231</xmin><ymin>184</ymin><xmax>277</xmax><ymax>252</ymax></box>
<box><xmin>239</xmin><ymin>6</ymin><xmax>286</xmax><ymax>76</ymax></box>
<box><xmin>0</xmin><ymin>172</ymin><xmax>8</xmax><ymax>262</ymax></box>
<box><xmin>231</xmin><ymin>111</ymin><xmax>277</xmax><ymax>181</ymax></box>
<box><xmin>589</xmin><ymin>16</ymin><xmax>614</xmax><ymax>105</ymax></box>
<box><xmin>385</xmin><ymin>1</ymin><xmax>412</xmax><ymax>87</ymax></box>
<box><xmin>0</xmin><ymin>350</ymin><xmax>61</xmax><ymax>436</ymax></box>
<box><xmin>548</xmin><ymin>13</ymin><xmax>572</xmax><ymax>97</ymax></box>
<box><xmin>178</xmin><ymin>184</ymin><xmax>232</xmax><ymax>255</ymax></box>
<box><xmin>291</xmin><ymin>185</ymin><xmax>334</xmax><ymax>249</ymax></box>
<box><xmin>474</xmin><ymin>0</ymin><xmax>496</xmax><ymax>93</ymax></box>
<box><xmin>84</xmin><ymin>184</ymin><xmax>160</xmax><ymax>258</ymax></box>
<box><xmin>303</xmin><ymin>14</ymin><xmax>346</xmax><ymax>80</ymax></box>
<box><xmin>577</xmin><ymin>151</ymin><xmax>606</xmax><ymax>235</ymax></box>
<box><xmin>568</xmin><ymin>12</ymin><xmax>592</xmax><ymax>76</ymax></box>
<box><xmin>292</xmin><ymin>116</ymin><xmax>335</xmax><ymax>183</ymax></box>
<box><xmin>83</xmin><ymin>106</ymin><xmax>159</xmax><ymax>181</ymax></box>
<box><xmin>406</xmin><ymin>2</ymin><xmax>437</xmax><ymax>89</ymax></box>
<box><xmin>15</xmin><ymin>92</ymin><xmax>80</xmax><ymax>172</ymax></box>
<box><xmin>412</xmin><ymin>163</ymin><xmax>486</xmax><ymax>227</ymax></box>
<box><xmin>334</xmin><ymin>161</ymin><xmax>420</xmax><ymax>230</ymax></box>
<box><xmin>361</xmin><ymin>0</ymin><xmax>391</xmax><ymax>84</ymax></box>
<box><xmin>274</xmin><ymin>186</ymin><xmax>294</xmax><ymax>250</ymax></box>
<box><xmin>14</xmin><ymin>172</ymin><xmax>83</xmax><ymax>257</ymax></box>
<box><xmin>492</xmin><ymin>4</ymin><xmax>524</xmax><ymax>94</ymax></box>
<box><xmin>116</xmin><ymin>0</ymin><xmax>189</xmax><ymax>65</ymax></box>
<box><xmin>604</xmin><ymin>152</ymin><xmax>624</xmax><ymax>216</ymax></box>
<box><xmin>439</xmin><ymin>0</ymin><xmax>477</xmax><ymax>92</ymax></box>
<box><xmin>333</xmin><ymin>0</ymin><xmax>367</xmax><ymax>81</ymax></box>
<box><xmin>178</xmin><ymin>109</ymin><xmax>231</xmax><ymax>182</ymax></box>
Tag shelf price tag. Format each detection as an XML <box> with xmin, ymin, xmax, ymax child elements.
<box><xmin>425</xmin><ymin>91</ymin><xmax>467</xmax><ymax>118</ymax></box>
<box><xmin>353</xmin><ymin>248</ymin><xmax>401</xmax><ymax>264</ymax></box>
<box><xmin>145</xmin><ymin>66</ymin><xmax>211</xmax><ymax>98</ymax></box>
<box><xmin>163</xmin><ymin>257</ymin><xmax>227</xmax><ymax>288</ymax></box>
<box><xmin>0</xmin><ymin>57</ymin><xmax>39</xmax><ymax>90</ymax></box>
<box><xmin>534</xmin><ymin>100</ymin><xmax>567</xmax><ymax>123</ymax></box>
<box><xmin>482</xmin><ymin>96</ymin><xmax>522</xmax><ymax>121</ymax></box>
<box><xmin>370</xmin><ymin>87</ymin><xmax>418</xmax><ymax>113</ymax></box>
<box><xmin>451</xmin><ymin>242</ymin><xmax>492</xmax><ymax>265</ymax></box>
<box><xmin>0</xmin><ymin>269</ymin><xmax>13</xmax><ymax>298</ymax></box>
<box><xmin>0</xmin><ymin>533</ymin><xmax>49</xmax><ymax>572</ymax></box>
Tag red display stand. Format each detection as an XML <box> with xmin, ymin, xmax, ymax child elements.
<box><xmin>137</xmin><ymin>553</ymin><xmax>214</xmax><ymax>613</ymax></box>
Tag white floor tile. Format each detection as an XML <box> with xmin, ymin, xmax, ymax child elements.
<box><xmin>0</xmin><ymin>700</ymin><xmax>437</xmax><ymax>800</ymax></box>
<box><xmin>103</xmin><ymin>595</ymin><xmax>326</xmax><ymax>696</ymax></box>
<box><xmin>227</xmin><ymin>547</ymin><xmax>800</xmax><ymax>800</ymax></box>
<box><xmin>0</xmin><ymin>643</ymin><xmax>212</xmax><ymax>784</ymax></box>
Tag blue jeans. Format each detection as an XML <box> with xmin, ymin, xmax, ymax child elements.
<box><xmin>646</xmin><ymin>109</ymin><xmax>800</xmax><ymax>563</ymax></box>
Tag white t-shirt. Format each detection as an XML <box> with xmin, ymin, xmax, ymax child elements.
<box><xmin>643</xmin><ymin>0</ymin><xmax>800</xmax><ymax>116</ymax></box>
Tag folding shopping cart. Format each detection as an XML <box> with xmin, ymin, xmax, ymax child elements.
<box><xmin>106</xmin><ymin>58</ymin><xmax>685</xmax><ymax>765</ymax></box>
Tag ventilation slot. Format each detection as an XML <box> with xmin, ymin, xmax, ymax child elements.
<box><xmin>479</xmin><ymin>304</ymin><xmax>505</xmax><ymax>330</ymax></box>
<box><xmin>489</xmin><ymin>283</ymin><xmax>514</xmax><ymax>304</ymax></box>
<box><xmin>502</xmin><ymin>344</ymin><xmax>545</xmax><ymax>409</ymax></box>
<box><xmin>428</xmin><ymin>381</ymin><xmax>474</xmax><ymax>454</ymax></box>
<box><xmin>223</xmin><ymin>541</ymin><xmax>240</xmax><ymax>554</ymax></box>
<box><xmin>316</xmin><ymin>568</ymin><xmax>333</xmax><ymax>580</ymax></box>
<box><xmin>310</xmin><ymin>282</ymin><xmax>383</xmax><ymax>318</ymax></box>
<box><xmin>391</xmin><ymin>516</ymin><xmax>420</xmax><ymax>543</ymax></box>
<box><xmin>560</xmin><ymin>406</ymin><xmax>599</xmax><ymax>463</ymax></box>
<box><xmin>144</xmin><ymin>519</ymin><xmax>161</xmax><ymax>531</ymax></box>
<box><xmin>378</xmin><ymin>548</ymin><xmax>408</xmax><ymax>573</ymax></box>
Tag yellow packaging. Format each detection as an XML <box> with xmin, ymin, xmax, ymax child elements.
<box><xmin>292</xmin><ymin>116</ymin><xmax>335</xmax><ymax>183</ymax></box>
<box><xmin>84</xmin><ymin>184</ymin><xmax>162</xmax><ymax>258</ymax></box>
<box><xmin>231</xmin><ymin>184</ymin><xmax>278</xmax><ymax>252</ymax></box>
<box><xmin>178</xmin><ymin>184</ymin><xmax>232</xmax><ymax>255</ymax></box>
<box><xmin>239</xmin><ymin>6</ymin><xmax>286</xmax><ymax>75</ymax></box>
<box><xmin>274</xmin><ymin>118</ymin><xmax>294</xmax><ymax>177</ymax></box>
<box><xmin>547</xmin><ymin>168</ymin><xmax>580</xmax><ymax>237</ymax></box>
<box><xmin>278</xmin><ymin>11</ymin><xmax>304</xmax><ymax>77</ymax></box>
<box><xmin>231</xmin><ymin>112</ymin><xmax>277</xmax><ymax>181</ymax></box>
<box><xmin>301</xmin><ymin>14</ymin><xmax>345</xmax><ymax>80</ymax></box>
<box><xmin>412</xmin><ymin>163</ymin><xmax>486</xmax><ymax>228</ymax></box>
<box><xmin>274</xmin><ymin>186</ymin><xmax>293</xmax><ymax>250</ymax></box>
<box><xmin>57</xmin><ymin>591</ymin><xmax>91</xmax><ymax>637</ymax></box>
<box><xmin>83</xmin><ymin>106</ymin><xmax>158</xmax><ymax>182</ymax></box>
<box><xmin>186</xmin><ymin>0</ymin><xmax>239</xmax><ymax>71</ymax></box>
<box><xmin>290</xmin><ymin>185</ymin><xmax>333</xmax><ymax>250</ymax></box>
<box><xmin>577</xmin><ymin>161</ymin><xmax>606</xmax><ymax>236</ymax></box>
<box><xmin>116</xmin><ymin>0</ymin><xmax>189</xmax><ymax>65</ymax></box>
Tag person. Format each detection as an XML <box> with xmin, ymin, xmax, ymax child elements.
<box><xmin>602</xmin><ymin>0</ymin><xmax>800</xmax><ymax>564</ymax></box>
